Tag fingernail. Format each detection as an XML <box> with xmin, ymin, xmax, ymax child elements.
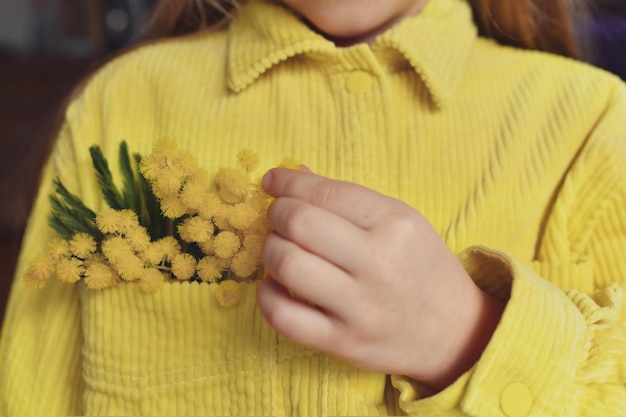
<box><xmin>262</xmin><ymin>170</ymin><xmax>273</xmax><ymax>190</ymax></box>
<box><xmin>299</xmin><ymin>164</ymin><xmax>312</xmax><ymax>173</ymax></box>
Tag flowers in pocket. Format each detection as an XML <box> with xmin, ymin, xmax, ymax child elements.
<box><xmin>24</xmin><ymin>141</ymin><xmax>297</xmax><ymax>306</ymax></box>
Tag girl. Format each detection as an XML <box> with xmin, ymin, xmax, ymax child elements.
<box><xmin>1</xmin><ymin>0</ymin><xmax>625</xmax><ymax>415</ymax></box>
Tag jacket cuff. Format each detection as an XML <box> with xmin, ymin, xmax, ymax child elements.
<box><xmin>394</xmin><ymin>245</ymin><xmax>587</xmax><ymax>416</ymax></box>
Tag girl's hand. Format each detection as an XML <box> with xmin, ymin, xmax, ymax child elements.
<box><xmin>258</xmin><ymin>168</ymin><xmax>505</xmax><ymax>390</ymax></box>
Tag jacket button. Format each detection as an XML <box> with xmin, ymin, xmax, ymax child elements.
<box><xmin>345</xmin><ymin>70</ymin><xmax>373</xmax><ymax>94</ymax></box>
<box><xmin>500</xmin><ymin>382</ymin><xmax>533</xmax><ymax>417</ymax></box>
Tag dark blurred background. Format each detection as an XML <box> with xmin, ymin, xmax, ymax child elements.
<box><xmin>1</xmin><ymin>0</ymin><xmax>626</xmax><ymax>322</ymax></box>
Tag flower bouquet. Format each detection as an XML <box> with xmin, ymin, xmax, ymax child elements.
<box><xmin>24</xmin><ymin>141</ymin><xmax>294</xmax><ymax>306</ymax></box>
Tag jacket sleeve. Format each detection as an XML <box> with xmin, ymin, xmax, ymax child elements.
<box><xmin>0</xmin><ymin>121</ymin><xmax>86</xmax><ymax>417</ymax></box>
<box><xmin>392</xmin><ymin>83</ymin><xmax>626</xmax><ymax>416</ymax></box>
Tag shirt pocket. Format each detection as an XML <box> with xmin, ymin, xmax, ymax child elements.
<box><xmin>80</xmin><ymin>281</ymin><xmax>280</xmax><ymax>416</ymax></box>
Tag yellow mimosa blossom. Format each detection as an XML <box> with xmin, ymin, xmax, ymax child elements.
<box><xmin>218</xmin><ymin>188</ymin><xmax>242</xmax><ymax>205</ymax></box>
<box><xmin>160</xmin><ymin>197</ymin><xmax>187</xmax><ymax>218</ymax></box>
<box><xmin>69</xmin><ymin>233</ymin><xmax>97</xmax><ymax>259</ymax></box>
<box><xmin>171</xmin><ymin>253</ymin><xmax>197</xmax><ymax>281</ymax></box>
<box><xmin>151</xmin><ymin>140</ymin><xmax>179</xmax><ymax>164</ymax></box>
<box><xmin>213</xmin><ymin>231</ymin><xmax>241</xmax><ymax>258</ymax></box>
<box><xmin>55</xmin><ymin>258</ymin><xmax>84</xmax><ymax>284</ymax></box>
<box><xmin>141</xmin><ymin>243</ymin><xmax>164</xmax><ymax>265</ymax></box>
<box><xmin>197</xmin><ymin>256</ymin><xmax>223</xmax><ymax>283</ymax></box>
<box><xmin>141</xmin><ymin>236</ymin><xmax>182</xmax><ymax>265</ymax></box>
<box><xmin>215</xmin><ymin>280</ymin><xmax>243</xmax><ymax>307</ymax></box>
<box><xmin>180</xmin><ymin>181</ymin><xmax>209</xmax><ymax>213</ymax></box>
<box><xmin>278</xmin><ymin>157</ymin><xmax>301</xmax><ymax>170</ymax></box>
<box><xmin>228</xmin><ymin>203</ymin><xmax>257</xmax><ymax>230</ymax></box>
<box><xmin>138</xmin><ymin>267</ymin><xmax>166</xmax><ymax>293</ymax></box>
<box><xmin>177</xmin><ymin>216</ymin><xmax>214</xmax><ymax>243</ymax></box>
<box><xmin>186</xmin><ymin>169</ymin><xmax>210</xmax><ymax>189</ymax></box>
<box><xmin>114</xmin><ymin>254</ymin><xmax>145</xmax><ymax>281</ymax></box>
<box><xmin>96</xmin><ymin>207</ymin><xmax>122</xmax><ymax>234</ymax></box>
<box><xmin>231</xmin><ymin>250</ymin><xmax>258</xmax><ymax>279</ymax></box>
<box><xmin>45</xmin><ymin>239</ymin><xmax>70</xmax><ymax>263</ymax></box>
<box><xmin>23</xmin><ymin>257</ymin><xmax>54</xmax><ymax>289</ymax></box>
<box><xmin>126</xmin><ymin>227</ymin><xmax>151</xmax><ymax>252</ymax></box>
<box><xmin>212</xmin><ymin>209</ymin><xmax>232</xmax><ymax>231</ymax></box>
<box><xmin>138</xmin><ymin>154</ymin><xmax>162</xmax><ymax>182</ymax></box>
<box><xmin>236</xmin><ymin>149</ymin><xmax>259</xmax><ymax>172</ymax></box>
<box><xmin>243</xmin><ymin>233</ymin><xmax>265</xmax><ymax>256</ymax></box>
<box><xmin>116</xmin><ymin>209</ymin><xmax>141</xmax><ymax>235</ymax></box>
<box><xmin>157</xmin><ymin>236</ymin><xmax>181</xmax><ymax>261</ymax></box>
<box><xmin>153</xmin><ymin>169</ymin><xmax>183</xmax><ymax>199</ymax></box>
<box><xmin>192</xmin><ymin>239</ymin><xmax>212</xmax><ymax>256</ymax></box>
<box><xmin>198</xmin><ymin>193</ymin><xmax>223</xmax><ymax>219</ymax></box>
<box><xmin>84</xmin><ymin>252</ymin><xmax>107</xmax><ymax>266</ymax></box>
<box><xmin>216</xmin><ymin>168</ymin><xmax>248</xmax><ymax>199</ymax></box>
<box><xmin>84</xmin><ymin>262</ymin><xmax>119</xmax><ymax>290</ymax></box>
<box><xmin>248</xmin><ymin>215</ymin><xmax>271</xmax><ymax>235</ymax></box>
<box><xmin>102</xmin><ymin>236</ymin><xmax>134</xmax><ymax>264</ymax></box>
<box><xmin>173</xmin><ymin>150</ymin><xmax>199</xmax><ymax>175</ymax></box>
<box><xmin>215</xmin><ymin>256</ymin><xmax>232</xmax><ymax>269</ymax></box>
<box><xmin>247</xmin><ymin>188</ymin><xmax>271</xmax><ymax>212</ymax></box>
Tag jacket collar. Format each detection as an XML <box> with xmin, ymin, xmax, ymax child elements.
<box><xmin>227</xmin><ymin>0</ymin><xmax>477</xmax><ymax>106</ymax></box>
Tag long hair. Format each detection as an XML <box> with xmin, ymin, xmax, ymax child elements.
<box><xmin>143</xmin><ymin>0</ymin><xmax>582</xmax><ymax>58</ymax></box>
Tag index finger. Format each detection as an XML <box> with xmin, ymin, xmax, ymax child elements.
<box><xmin>262</xmin><ymin>168</ymin><xmax>406</xmax><ymax>229</ymax></box>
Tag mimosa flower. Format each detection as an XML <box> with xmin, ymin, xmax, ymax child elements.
<box><xmin>142</xmin><ymin>236</ymin><xmax>181</xmax><ymax>265</ymax></box>
<box><xmin>46</xmin><ymin>239</ymin><xmax>70</xmax><ymax>263</ymax></box>
<box><xmin>231</xmin><ymin>250</ymin><xmax>258</xmax><ymax>279</ymax></box>
<box><xmin>178</xmin><ymin>216</ymin><xmax>214</xmax><ymax>243</ymax></box>
<box><xmin>126</xmin><ymin>227</ymin><xmax>151</xmax><ymax>252</ymax></box>
<box><xmin>215</xmin><ymin>280</ymin><xmax>243</xmax><ymax>307</ymax></box>
<box><xmin>216</xmin><ymin>168</ymin><xmax>248</xmax><ymax>199</ymax></box>
<box><xmin>237</xmin><ymin>149</ymin><xmax>259</xmax><ymax>172</ymax></box>
<box><xmin>212</xmin><ymin>208</ymin><xmax>232</xmax><ymax>231</ymax></box>
<box><xmin>70</xmin><ymin>233</ymin><xmax>97</xmax><ymax>259</ymax></box>
<box><xmin>213</xmin><ymin>231</ymin><xmax>241</xmax><ymax>259</ymax></box>
<box><xmin>198</xmin><ymin>239</ymin><xmax>215</xmax><ymax>255</ymax></box>
<box><xmin>102</xmin><ymin>236</ymin><xmax>134</xmax><ymax>264</ymax></box>
<box><xmin>84</xmin><ymin>262</ymin><xmax>119</xmax><ymax>290</ymax></box>
<box><xmin>160</xmin><ymin>197</ymin><xmax>187</xmax><ymax>219</ymax></box>
<box><xmin>215</xmin><ymin>256</ymin><xmax>232</xmax><ymax>269</ymax></box>
<box><xmin>23</xmin><ymin>257</ymin><xmax>54</xmax><ymax>289</ymax></box>
<box><xmin>173</xmin><ymin>150</ymin><xmax>199</xmax><ymax>175</ymax></box>
<box><xmin>55</xmin><ymin>257</ymin><xmax>84</xmax><ymax>284</ymax></box>
<box><xmin>197</xmin><ymin>256</ymin><xmax>223</xmax><ymax>283</ymax></box>
<box><xmin>156</xmin><ymin>236</ymin><xmax>181</xmax><ymax>262</ymax></box>
<box><xmin>116</xmin><ymin>210</ymin><xmax>141</xmax><ymax>235</ymax></box>
<box><xmin>139</xmin><ymin>154</ymin><xmax>162</xmax><ymax>182</ymax></box>
<box><xmin>278</xmin><ymin>157</ymin><xmax>301</xmax><ymax>170</ymax></box>
<box><xmin>228</xmin><ymin>203</ymin><xmax>257</xmax><ymax>230</ymax></box>
<box><xmin>171</xmin><ymin>253</ymin><xmax>197</xmax><ymax>281</ymax></box>
<box><xmin>138</xmin><ymin>267</ymin><xmax>166</xmax><ymax>293</ymax></box>
<box><xmin>243</xmin><ymin>233</ymin><xmax>265</xmax><ymax>257</ymax></box>
<box><xmin>113</xmin><ymin>254</ymin><xmax>145</xmax><ymax>282</ymax></box>
<box><xmin>186</xmin><ymin>169</ymin><xmax>210</xmax><ymax>189</ymax></box>
<box><xmin>96</xmin><ymin>207</ymin><xmax>122</xmax><ymax>234</ymax></box>
<box><xmin>247</xmin><ymin>188</ymin><xmax>271</xmax><ymax>212</ymax></box>
<box><xmin>218</xmin><ymin>188</ymin><xmax>242</xmax><ymax>205</ymax></box>
<box><xmin>153</xmin><ymin>169</ymin><xmax>183</xmax><ymax>198</ymax></box>
<box><xmin>180</xmin><ymin>181</ymin><xmax>209</xmax><ymax>213</ymax></box>
<box><xmin>198</xmin><ymin>193</ymin><xmax>223</xmax><ymax>219</ymax></box>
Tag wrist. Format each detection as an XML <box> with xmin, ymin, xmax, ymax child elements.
<box><xmin>418</xmin><ymin>285</ymin><xmax>506</xmax><ymax>391</ymax></box>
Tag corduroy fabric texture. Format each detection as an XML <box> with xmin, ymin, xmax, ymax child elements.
<box><xmin>1</xmin><ymin>0</ymin><xmax>625</xmax><ymax>415</ymax></box>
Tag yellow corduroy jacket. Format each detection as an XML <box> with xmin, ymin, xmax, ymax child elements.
<box><xmin>1</xmin><ymin>0</ymin><xmax>625</xmax><ymax>415</ymax></box>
